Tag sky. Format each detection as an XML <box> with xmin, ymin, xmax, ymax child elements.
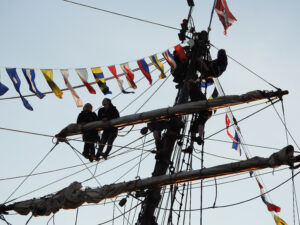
<box><xmin>0</xmin><ymin>0</ymin><xmax>300</xmax><ymax>225</ymax></box>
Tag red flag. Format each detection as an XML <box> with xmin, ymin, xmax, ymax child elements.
<box><xmin>225</xmin><ymin>114</ymin><xmax>238</xmax><ymax>143</ymax></box>
<box><xmin>256</xmin><ymin>178</ymin><xmax>281</xmax><ymax>212</ymax></box>
<box><xmin>215</xmin><ymin>0</ymin><xmax>237</xmax><ymax>35</ymax></box>
<box><xmin>120</xmin><ymin>63</ymin><xmax>137</xmax><ymax>89</ymax></box>
<box><xmin>174</xmin><ymin>45</ymin><xmax>188</xmax><ymax>63</ymax></box>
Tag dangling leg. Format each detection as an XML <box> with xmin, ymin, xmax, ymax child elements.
<box><xmin>89</xmin><ymin>143</ymin><xmax>96</xmax><ymax>162</ymax></box>
<box><xmin>103</xmin><ymin>130</ymin><xmax>118</xmax><ymax>160</ymax></box>
<box><xmin>96</xmin><ymin>131</ymin><xmax>109</xmax><ymax>160</ymax></box>
<box><xmin>82</xmin><ymin>142</ymin><xmax>90</xmax><ymax>159</ymax></box>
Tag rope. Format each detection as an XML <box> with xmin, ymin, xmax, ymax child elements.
<box><xmin>96</xmin><ymin>202</ymin><xmax>142</xmax><ymax>225</ymax></box>
<box><xmin>63</xmin><ymin>0</ymin><xmax>179</xmax><ymax>31</ymax></box>
<box><xmin>65</xmin><ymin>141</ymin><xmax>102</xmax><ymax>186</ymax></box>
<box><xmin>280</xmin><ymin>100</ymin><xmax>289</xmax><ymax>145</ymax></box>
<box><xmin>2</xmin><ymin>142</ymin><xmax>58</xmax><ymax>205</ymax></box>
<box><xmin>210</xmin><ymin>43</ymin><xmax>280</xmax><ymax>90</ymax></box>
<box><xmin>205</xmin><ymin>138</ymin><xmax>282</xmax><ymax>151</ymax></box>
<box><xmin>207</xmin><ymin>0</ymin><xmax>217</xmax><ymax>34</ymax></box>
<box><xmin>134</xmin><ymin>72</ymin><xmax>171</xmax><ymax>113</ymax></box>
<box><xmin>271</xmin><ymin>102</ymin><xmax>300</xmax><ymax>151</ymax></box>
<box><xmin>112</xmin><ymin>152</ymin><xmax>151</xmax><ymax>184</ymax></box>
<box><xmin>158</xmin><ymin>170</ymin><xmax>300</xmax><ymax>212</ymax></box>
<box><xmin>74</xmin><ymin>208</ymin><xmax>79</xmax><ymax>225</ymax></box>
<box><xmin>205</xmin><ymin>99</ymin><xmax>280</xmax><ymax>140</ymax></box>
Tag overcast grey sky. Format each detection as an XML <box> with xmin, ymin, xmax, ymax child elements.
<box><xmin>0</xmin><ymin>1</ymin><xmax>299</xmax><ymax>225</ymax></box>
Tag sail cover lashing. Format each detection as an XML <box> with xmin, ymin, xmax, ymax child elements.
<box><xmin>0</xmin><ymin>145</ymin><xmax>297</xmax><ymax>217</ymax></box>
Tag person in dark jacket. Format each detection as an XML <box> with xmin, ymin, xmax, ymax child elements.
<box><xmin>77</xmin><ymin>103</ymin><xmax>99</xmax><ymax>162</ymax></box>
<box><xmin>183</xmin><ymin>80</ymin><xmax>212</xmax><ymax>153</ymax></box>
<box><xmin>96</xmin><ymin>98</ymin><xmax>120</xmax><ymax>160</ymax></box>
<box><xmin>197</xmin><ymin>49</ymin><xmax>228</xmax><ymax>79</ymax></box>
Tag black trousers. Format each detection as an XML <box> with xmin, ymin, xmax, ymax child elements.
<box><xmin>98</xmin><ymin>130</ymin><xmax>118</xmax><ymax>155</ymax></box>
<box><xmin>83</xmin><ymin>143</ymin><xmax>95</xmax><ymax>156</ymax></box>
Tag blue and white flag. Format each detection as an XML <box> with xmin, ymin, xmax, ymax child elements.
<box><xmin>0</xmin><ymin>71</ymin><xmax>9</xmax><ymax>96</ymax></box>
<box><xmin>232</xmin><ymin>131</ymin><xmax>241</xmax><ymax>156</ymax></box>
<box><xmin>6</xmin><ymin>68</ymin><xmax>33</xmax><ymax>111</ymax></box>
<box><xmin>22</xmin><ymin>69</ymin><xmax>45</xmax><ymax>99</ymax></box>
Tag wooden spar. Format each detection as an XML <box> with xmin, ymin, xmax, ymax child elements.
<box><xmin>0</xmin><ymin>145</ymin><xmax>297</xmax><ymax>216</ymax></box>
<box><xmin>55</xmin><ymin>89</ymin><xmax>288</xmax><ymax>138</ymax></box>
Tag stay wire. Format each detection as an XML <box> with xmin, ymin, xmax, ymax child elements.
<box><xmin>271</xmin><ymin>102</ymin><xmax>300</xmax><ymax>151</ymax></box>
<box><xmin>205</xmin><ymin>98</ymin><xmax>280</xmax><ymax>140</ymax></box>
<box><xmin>96</xmin><ymin>202</ymin><xmax>142</xmax><ymax>225</ymax></box>
<box><xmin>2</xmin><ymin>142</ymin><xmax>59</xmax><ymax>205</ymax></box>
<box><xmin>135</xmin><ymin>71</ymin><xmax>171</xmax><ymax>114</ymax></box>
<box><xmin>210</xmin><ymin>43</ymin><xmax>280</xmax><ymax>90</ymax></box>
<box><xmin>158</xmin><ymin>170</ymin><xmax>300</xmax><ymax>212</ymax></box>
<box><xmin>292</xmin><ymin>169</ymin><xmax>300</xmax><ymax>225</ymax></box>
<box><xmin>280</xmin><ymin>100</ymin><xmax>289</xmax><ymax>145</ymax></box>
<box><xmin>65</xmin><ymin>141</ymin><xmax>102</xmax><ymax>187</ymax></box>
<box><xmin>74</xmin><ymin>208</ymin><xmax>79</xmax><ymax>225</ymax></box>
<box><xmin>62</xmin><ymin>0</ymin><xmax>179</xmax><ymax>31</ymax></box>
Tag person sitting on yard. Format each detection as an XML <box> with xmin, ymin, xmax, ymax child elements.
<box><xmin>96</xmin><ymin>98</ymin><xmax>120</xmax><ymax>160</ymax></box>
<box><xmin>77</xmin><ymin>103</ymin><xmax>99</xmax><ymax>162</ymax></box>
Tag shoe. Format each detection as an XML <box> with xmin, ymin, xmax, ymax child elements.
<box><xmin>95</xmin><ymin>152</ymin><xmax>100</xmax><ymax>161</ymax></box>
<box><xmin>195</xmin><ymin>136</ymin><xmax>203</xmax><ymax>145</ymax></box>
<box><xmin>182</xmin><ymin>146</ymin><xmax>193</xmax><ymax>154</ymax></box>
<box><xmin>91</xmin><ymin>154</ymin><xmax>97</xmax><ymax>161</ymax></box>
<box><xmin>102</xmin><ymin>153</ymin><xmax>108</xmax><ymax>160</ymax></box>
<box><xmin>82</xmin><ymin>152</ymin><xmax>89</xmax><ymax>159</ymax></box>
<box><xmin>89</xmin><ymin>156</ymin><xmax>93</xmax><ymax>162</ymax></box>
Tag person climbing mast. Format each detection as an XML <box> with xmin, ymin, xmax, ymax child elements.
<box><xmin>77</xmin><ymin>103</ymin><xmax>99</xmax><ymax>162</ymax></box>
<box><xmin>96</xmin><ymin>98</ymin><xmax>120</xmax><ymax>160</ymax></box>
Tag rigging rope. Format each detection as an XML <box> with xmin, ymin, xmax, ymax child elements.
<box><xmin>2</xmin><ymin>142</ymin><xmax>59</xmax><ymax>205</ymax></box>
<box><xmin>210</xmin><ymin>43</ymin><xmax>280</xmax><ymax>90</ymax></box>
<box><xmin>65</xmin><ymin>141</ymin><xmax>102</xmax><ymax>186</ymax></box>
<box><xmin>271</xmin><ymin>102</ymin><xmax>300</xmax><ymax>151</ymax></box>
<box><xmin>158</xmin><ymin>170</ymin><xmax>300</xmax><ymax>212</ymax></box>
<box><xmin>62</xmin><ymin>0</ymin><xmax>179</xmax><ymax>31</ymax></box>
<box><xmin>206</xmin><ymin>98</ymin><xmax>280</xmax><ymax>140</ymax></box>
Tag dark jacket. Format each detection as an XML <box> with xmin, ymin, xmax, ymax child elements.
<box><xmin>98</xmin><ymin>106</ymin><xmax>120</xmax><ymax>132</ymax></box>
<box><xmin>77</xmin><ymin>111</ymin><xmax>99</xmax><ymax>141</ymax></box>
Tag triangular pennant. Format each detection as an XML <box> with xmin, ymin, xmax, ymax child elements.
<box><xmin>274</xmin><ymin>215</ymin><xmax>288</xmax><ymax>225</ymax></box>
<box><xmin>225</xmin><ymin>114</ymin><xmax>238</xmax><ymax>143</ymax></box>
<box><xmin>120</xmin><ymin>63</ymin><xmax>137</xmax><ymax>89</ymax></box>
<box><xmin>256</xmin><ymin>178</ymin><xmax>281</xmax><ymax>213</ymax></box>
<box><xmin>149</xmin><ymin>54</ymin><xmax>166</xmax><ymax>79</ymax></box>
<box><xmin>215</xmin><ymin>0</ymin><xmax>237</xmax><ymax>35</ymax></box>
<box><xmin>108</xmin><ymin>65</ymin><xmax>134</xmax><ymax>94</ymax></box>
<box><xmin>41</xmin><ymin>69</ymin><xmax>63</xmax><ymax>99</ymax></box>
<box><xmin>75</xmin><ymin>68</ymin><xmax>96</xmax><ymax>94</ymax></box>
<box><xmin>6</xmin><ymin>68</ymin><xmax>33</xmax><ymax>110</ymax></box>
<box><xmin>60</xmin><ymin>69</ymin><xmax>83</xmax><ymax>107</ymax></box>
<box><xmin>208</xmin><ymin>87</ymin><xmax>219</xmax><ymax>100</ymax></box>
<box><xmin>0</xmin><ymin>71</ymin><xmax>9</xmax><ymax>96</ymax></box>
<box><xmin>22</xmin><ymin>69</ymin><xmax>45</xmax><ymax>99</ymax></box>
<box><xmin>162</xmin><ymin>50</ymin><xmax>176</xmax><ymax>70</ymax></box>
<box><xmin>91</xmin><ymin>67</ymin><xmax>112</xmax><ymax>95</ymax></box>
<box><xmin>137</xmin><ymin>59</ymin><xmax>152</xmax><ymax>85</ymax></box>
<box><xmin>232</xmin><ymin>131</ymin><xmax>241</xmax><ymax>156</ymax></box>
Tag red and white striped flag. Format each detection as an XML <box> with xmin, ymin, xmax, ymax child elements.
<box><xmin>75</xmin><ymin>68</ymin><xmax>96</xmax><ymax>94</ymax></box>
<box><xmin>215</xmin><ymin>0</ymin><xmax>237</xmax><ymax>34</ymax></box>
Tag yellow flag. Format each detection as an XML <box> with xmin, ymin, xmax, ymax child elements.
<box><xmin>41</xmin><ymin>69</ymin><xmax>63</xmax><ymax>99</ymax></box>
<box><xmin>149</xmin><ymin>54</ymin><xmax>166</xmax><ymax>79</ymax></box>
<box><xmin>274</xmin><ymin>215</ymin><xmax>288</xmax><ymax>225</ymax></box>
